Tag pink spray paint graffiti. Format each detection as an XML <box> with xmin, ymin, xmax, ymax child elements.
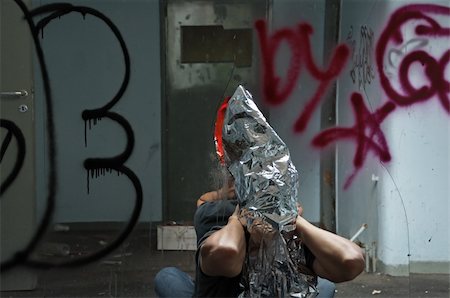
<box><xmin>376</xmin><ymin>4</ymin><xmax>450</xmax><ymax>112</ymax></box>
<box><xmin>255</xmin><ymin>20</ymin><xmax>350</xmax><ymax>132</ymax></box>
<box><xmin>312</xmin><ymin>94</ymin><xmax>396</xmax><ymax>188</ymax></box>
<box><xmin>256</xmin><ymin>3</ymin><xmax>450</xmax><ymax>189</ymax></box>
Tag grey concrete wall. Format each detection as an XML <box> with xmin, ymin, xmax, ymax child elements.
<box><xmin>270</xmin><ymin>0</ymin><xmax>326</xmax><ymax>223</ymax></box>
<box><xmin>34</xmin><ymin>0</ymin><xmax>162</xmax><ymax>222</ymax></box>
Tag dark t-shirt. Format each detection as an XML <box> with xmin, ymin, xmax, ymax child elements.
<box><xmin>193</xmin><ymin>199</ymin><xmax>242</xmax><ymax>297</ymax></box>
<box><xmin>193</xmin><ymin>199</ymin><xmax>315</xmax><ymax>297</ymax></box>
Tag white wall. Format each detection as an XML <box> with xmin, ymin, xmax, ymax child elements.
<box><xmin>338</xmin><ymin>0</ymin><xmax>450</xmax><ymax>274</ymax></box>
<box><xmin>378</xmin><ymin>0</ymin><xmax>450</xmax><ymax>274</ymax></box>
<box><xmin>34</xmin><ymin>0</ymin><xmax>162</xmax><ymax>222</ymax></box>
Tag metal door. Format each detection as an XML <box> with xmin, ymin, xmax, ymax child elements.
<box><xmin>162</xmin><ymin>0</ymin><xmax>269</xmax><ymax>221</ymax></box>
<box><xmin>0</xmin><ymin>0</ymin><xmax>37</xmax><ymax>291</ymax></box>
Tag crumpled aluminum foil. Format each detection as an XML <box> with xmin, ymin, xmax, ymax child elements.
<box><xmin>222</xmin><ymin>85</ymin><xmax>317</xmax><ymax>297</ymax></box>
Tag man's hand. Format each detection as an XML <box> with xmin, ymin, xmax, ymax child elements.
<box><xmin>229</xmin><ymin>205</ymin><xmax>247</xmax><ymax>227</ymax></box>
<box><xmin>296</xmin><ymin>202</ymin><xmax>304</xmax><ymax>217</ymax></box>
<box><xmin>197</xmin><ymin>184</ymin><xmax>236</xmax><ymax>207</ymax></box>
<box><xmin>218</xmin><ymin>184</ymin><xmax>236</xmax><ymax>200</ymax></box>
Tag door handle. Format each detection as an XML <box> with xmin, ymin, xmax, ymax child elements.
<box><xmin>1</xmin><ymin>90</ymin><xmax>29</xmax><ymax>99</ymax></box>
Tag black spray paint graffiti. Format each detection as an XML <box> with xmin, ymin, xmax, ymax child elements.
<box><xmin>346</xmin><ymin>25</ymin><xmax>376</xmax><ymax>91</ymax></box>
<box><xmin>0</xmin><ymin>119</ymin><xmax>26</xmax><ymax>196</ymax></box>
<box><xmin>1</xmin><ymin>0</ymin><xmax>142</xmax><ymax>271</ymax></box>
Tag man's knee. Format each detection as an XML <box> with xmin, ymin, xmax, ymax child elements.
<box><xmin>154</xmin><ymin>267</ymin><xmax>194</xmax><ymax>298</ymax></box>
<box><xmin>154</xmin><ymin>267</ymin><xmax>179</xmax><ymax>295</ymax></box>
<box><xmin>155</xmin><ymin>267</ymin><xmax>178</xmax><ymax>280</ymax></box>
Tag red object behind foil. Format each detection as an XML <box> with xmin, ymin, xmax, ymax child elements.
<box><xmin>214</xmin><ymin>96</ymin><xmax>231</xmax><ymax>165</ymax></box>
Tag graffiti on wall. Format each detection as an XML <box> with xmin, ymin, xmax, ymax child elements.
<box><xmin>2</xmin><ymin>0</ymin><xmax>448</xmax><ymax>273</ymax></box>
<box><xmin>312</xmin><ymin>94</ymin><xmax>396</xmax><ymax>188</ymax></box>
<box><xmin>1</xmin><ymin>0</ymin><xmax>142</xmax><ymax>272</ymax></box>
<box><xmin>255</xmin><ymin>20</ymin><xmax>350</xmax><ymax>133</ymax></box>
<box><xmin>346</xmin><ymin>25</ymin><xmax>376</xmax><ymax>92</ymax></box>
<box><xmin>256</xmin><ymin>3</ymin><xmax>450</xmax><ymax>189</ymax></box>
<box><xmin>376</xmin><ymin>4</ymin><xmax>450</xmax><ymax>112</ymax></box>
<box><xmin>0</xmin><ymin>119</ymin><xmax>26</xmax><ymax>196</ymax></box>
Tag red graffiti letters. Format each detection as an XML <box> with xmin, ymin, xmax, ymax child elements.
<box><xmin>255</xmin><ymin>20</ymin><xmax>350</xmax><ymax>132</ymax></box>
<box><xmin>312</xmin><ymin>93</ymin><xmax>396</xmax><ymax>189</ymax></box>
<box><xmin>255</xmin><ymin>3</ymin><xmax>449</xmax><ymax>189</ymax></box>
<box><xmin>376</xmin><ymin>4</ymin><xmax>450</xmax><ymax>112</ymax></box>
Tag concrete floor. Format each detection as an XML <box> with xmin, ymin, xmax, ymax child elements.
<box><xmin>1</xmin><ymin>225</ymin><xmax>449</xmax><ymax>297</ymax></box>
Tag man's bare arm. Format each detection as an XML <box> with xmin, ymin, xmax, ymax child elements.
<box><xmin>296</xmin><ymin>216</ymin><xmax>365</xmax><ymax>283</ymax></box>
<box><xmin>197</xmin><ymin>184</ymin><xmax>236</xmax><ymax>207</ymax></box>
<box><xmin>199</xmin><ymin>208</ymin><xmax>246</xmax><ymax>277</ymax></box>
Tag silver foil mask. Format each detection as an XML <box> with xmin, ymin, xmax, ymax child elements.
<box><xmin>222</xmin><ymin>85</ymin><xmax>317</xmax><ymax>297</ymax></box>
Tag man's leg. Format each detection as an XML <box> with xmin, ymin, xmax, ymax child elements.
<box><xmin>317</xmin><ymin>277</ymin><xmax>336</xmax><ymax>298</ymax></box>
<box><xmin>154</xmin><ymin>267</ymin><xmax>194</xmax><ymax>297</ymax></box>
